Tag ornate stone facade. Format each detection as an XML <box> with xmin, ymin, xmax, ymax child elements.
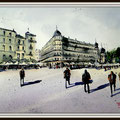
<box><xmin>0</xmin><ymin>27</ymin><xmax>37</xmax><ymax>63</ymax></box>
<box><xmin>40</xmin><ymin>29</ymin><xmax>101</xmax><ymax>67</ymax></box>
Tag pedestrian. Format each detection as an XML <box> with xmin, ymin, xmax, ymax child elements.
<box><xmin>64</xmin><ymin>67</ymin><xmax>71</xmax><ymax>88</ymax></box>
<box><xmin>82</xmin><ymin>69</ymin><xmax>91</xmax><ymax>93</ymax></box>
<box><xmin>19</xmin><ymin>68</ymin><xmax>25</xmax><ymax>87</ymax></box>
<box><xmin>108</xmin><ymin>71</ymin><xmax>116</xmax><ymax>97</ymax></box>
<box><xmin>118</xmin><ymin>72</ymin><xmax>120</xmax><ymax>81</ymax></box>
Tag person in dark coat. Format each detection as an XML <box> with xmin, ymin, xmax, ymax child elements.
<box><xmin>118</xmin><ymin>72</ymin><xmax>120</xmax><ymax>83</ymax></box>
<box><xmin>108</xmin><ymin>71</ymin><xmax>116</xmax><ymax>97</ymax></box>
<box><xmin>64</xmin><ymin>67</ymin><xmax>71</xmax><ymax>88</ymax></box>
<box><xmin>82</xmin><ymin>69</ymin><xmax>91</xmax><ymax>93</ymax></box>
<box><xmin>19</xmin><ymin>68</ymin><xmax>25</xmax><ymax>87</ymax></box>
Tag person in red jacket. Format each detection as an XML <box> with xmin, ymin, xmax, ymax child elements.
<box><xmin>64</xmin><ymin>67</ymin><xmax>71</xmax><ymax>88</ymax></box>
<box><xmin>108</xmin><ymin>71</ymin><xmax>116</xmax><ymax>97</ymax></box>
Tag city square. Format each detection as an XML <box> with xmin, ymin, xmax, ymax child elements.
<box><xmin>0</xmin><ymin>67</ymin><xmax>120</xmax><ymax>114</ymax></box>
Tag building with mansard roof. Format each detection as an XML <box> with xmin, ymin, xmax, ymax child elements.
<box><xmin>40</xmin><ymin>29</ymin><xmax>104</xmax><ymax>67</ymax></box>
<box><xmin>0</xmin><ymin>27</ymin><xmax>37</xmax><ymax>63</ymax></box>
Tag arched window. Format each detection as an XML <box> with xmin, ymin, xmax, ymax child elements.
<box><xmin>22</xmin><ymin>53</ymin><xmax>24</xmax><ymax>59</ymax></box>
<box><xmin>9</xmin><ymin>55</ymin><xmax>12</xmax><ymax>59</ymax></box>
<box><xmin>3</xmin><ymin>45</ymin><xmax>5</xmax><ymax>51</ymax></box>
<box><xmin>3</xmin><ymin>31</ymin><xmax>5</xmax><ymax>35</ymax></box>
<box><xmin>18</xmin><ymin>46</ymin><xmax>19</xmax><ymax>50</ymax></box>
<box><xmin>3</xmin><ymin>54</ymin><xmax>6</xmax><ymax>59</ymax></box>
<box><xmin>17</xmin><ymin>53</ymin><xmax>20</xmax><ymax>59</ymax></box>
<box><xmin>29</xmin><ymin>52</ymin><xmax>32</xmax><ymax>56</ymax></box>
<box><xmin>9</xmin><ymin>39</ymin><xmax>11</xmax><ymax>43</ymax></box>
<box><xmin>9</xmin><ymin>33</ymin><xmax>12</xmax><ymax>37</ymax></box>
<box><xmin>18</xmin><ymin>40</ymin><xmax>20</xmax><ymax>44</ymax></box>
<box><xmin>29</xmin><ymin>44</ymin><xmax>33</xmax><ymax>49</ymax></box>
<box><xmin>3</xmin><ymin>38</ymin><xmax>5</xmax><ymax>43</ymax></box>
<box><xmin>9</xmin><ymin>46</ymin><xmax>12</xmax><ymax>51</ymax></box>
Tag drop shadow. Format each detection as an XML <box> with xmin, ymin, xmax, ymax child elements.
<box><xmin>22</xmin><ymin>80</ymin><xmax>42</xmax><ymax>87</ymax></box>
<box><xmin>112</xmin><ymin>91</ymin><xmax>120</xmax><ymax>97</ymax></box>
<box><xmin>67</xmin><ymin>82</ymin><xmax>84</xmax><ymax>89</ymax></box>
<box><xmin>115</xmin><ymin>88</ymin><xmax>120</xmax><ymax>91</ymax></box>
<box><xmin>67</xmin><ymin>80</ymin><xmax>93</xmax><ymax>89</ymax></box>
<box><xmin>91</xmin><ymin>83</ymin><xmax>109</xmax><ymax>93</ymax></box>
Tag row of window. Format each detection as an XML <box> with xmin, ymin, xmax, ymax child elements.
<box><xmin>18</xmin><ymin>39</ymin><xmax>24</xmax><ymax>45</ymax></box>
<box><xmin>2</xmin><ymin>45</ymin><xmax>12</xmax><ymax>51</ymax></box>
<box><xmin>42</xmin><ymin>51</ymin><xmax>96</xmax><ymax>59</ymax></box>
<box><xmin>54</xmin><ymin>57</ymin><xmax>93</xmax><ymax>61</ymax></box>
<box><xmin>2</xmin><ymin>38</ymin><xmax>12</xmax><ymax>43</ymax></box>
<box><xmin>2</xmin><ymin>45</ymin><xmax>25</xmax><ymax>51</ymax></box>
<box><xmin>1</xmin><ymin>38</ymin><xmax>25</xmax><ymax>44</ymax></box>
<box><xmin>2</xmin><ymin>52</ymin><xmax>32</xmax><ymax>60</ymax></box>
<box><xmin>62</xmin><ymin>52</ymin><xmax>97</xmax><ymax>57</ymax></box>
<box><xmin>3</xmin><ymin>54</ymin><xmax>12</xmax><ymax>59</ymax></box>
<box><xmin>17</xmin><ymin>46</ymin><xmax>24</xmax><ymax>51</ymax></box>
<box><xmin>17</xmin><ymin>53</ymin><xmax>24</xmax><ymax>59</ymax></box>
<box><xmin>2</xmin><ymin>31</ymin><xmax>13</xmax><ymax>37</ymax></box>
<box><xmin>54</xmin><ymin>47</ymin><xmax>62</xmax><ymax>50</ymax></box>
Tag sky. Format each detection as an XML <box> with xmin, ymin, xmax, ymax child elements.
<box><xmin>0</xmin><ymin>5</ymin><xmax>120</xmax><ymax>51</ymax></box>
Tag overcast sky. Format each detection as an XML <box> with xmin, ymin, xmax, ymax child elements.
<box><xmin>0</xmin><ymin>6</ymin><xmax>120</xmax><ymax>51</ymax></box>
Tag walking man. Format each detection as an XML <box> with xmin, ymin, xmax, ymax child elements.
<box><xmin>64</xmin><ymin>67</ymin><xmax>71</xmax><ymax>88</ymax></box>
<box><xmin>118</xmin><ymin>72</ymin><xmax>120</xmax><ymax>82</ymax></box>
<box><xmin>82</xmin><ymin>69</ymin><xmax>91</xmax><ymax>93</ymax></box>
<box><xmin>20</xmin><ymin>68</ymin><xmax>25</xmax><ymax>87</ymax></box>
<box><xmin>108</xmin><ymin>71</ymin><xmax>116</xmax><ymax>97</ymax></box>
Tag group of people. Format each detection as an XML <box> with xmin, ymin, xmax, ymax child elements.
<box><xmin>64</xmin><ymin>67</ymin><xmax>120</xmax><ymax>97</ymax></box>
<box><xmin>63</xmin><ymin>67</ymin><xmax>91</xmax><ymax>93</ymax></box>
<box><xmin>19</xmin><ymin>67</ymin><xmax>120</xmax><ymax>97</ymax></box>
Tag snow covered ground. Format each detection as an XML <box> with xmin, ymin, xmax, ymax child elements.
<box><xmin>0</xmin><ymin>67</ymin><xmax>120</xmax><ymax>115</ymax></box>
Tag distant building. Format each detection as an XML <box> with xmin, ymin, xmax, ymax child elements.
<box><xmin>35</xmin><ymin>49</ymin><xmax>41</xmax><ymax>61</ymax></box>
<box><xmin>99</xmin><ymin>48</ymin><xmax>106</xmax><ymax>64</ymax></box>
<box><xmin>40</xmin><ymin>29</ymin><xmax>102</xmax><ymax>67</ymax></box>
<box><xmin>0</xmin><ymin>27</ymin><xmax>37</xmax><ymax>63</ymax></box>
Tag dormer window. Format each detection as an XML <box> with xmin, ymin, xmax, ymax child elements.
<box><xmin>3</xmin><ymin>31</ymin><xmax>5</xmax><ymax>35</ymax></box>
<box><xmin>18</xmin><ymin>40</ymin><xmax>20</xmax><ymax>44</ymax></box>
<box><xmin>9</xmin><ymin>33</ymin><xmax>12</xmax><ymax>37</ymax></box>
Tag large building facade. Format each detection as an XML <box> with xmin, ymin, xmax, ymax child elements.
<box><xmin>40</xmin><ymin>29</ymin><xmax>102</xmax><ymax>67</ymax></box>
<box><xmin>0</xmin><ymin>27</ymin><xmax>37</xmax><ymax>63</ymax></box>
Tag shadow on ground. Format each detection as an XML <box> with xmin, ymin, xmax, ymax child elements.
<box><xmin>67</xmin><ymin>81</ymin><xmax>84</xmax><ymax>88</ymax></box>
<box><xmin>22</xmin><ymin>80</ymin><xmax>42</xmax><ymax>87</ymax></box>
<box><xmin>115</xmin><ymin>88</ymin><xmax>120</xmax><ymax>91</ymax></box>
<box><xmin>67</xmin><ymin>80</ymin><xmax>93</xmax><ymax>89</ymax></box>
<box><xmin>112</xmin><ymin>91</ymin><xmax>120</xmax><ymax>97</ymax></box>
<box><xmin>91</xmin><ymin>83</ymin><xmax>109</xmax><ymax>93</ymax></box>
<box><xmin>112</xmin><ymin>88</ymin><xmax>120</xmax><ymax>97</ymax></box>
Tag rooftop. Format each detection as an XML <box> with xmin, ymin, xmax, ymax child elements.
<box><xmin>53</xmin><ymin>30</ymin><xmax>62</xmax><ymax>37</ymax></box>
<box><xmin>0</xmin><ymin>27</ymin><xmax>16</xmax><ymax>33</ymax></box>
<box><xmin>25</xmin><ymin>31</ymin><xmax>36</xmax><ymax>37</ymax></box>
<box><xmin>16</xmin><ymin>34</ymin><xmax>25</xmax><ymax>39</ymax></box>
